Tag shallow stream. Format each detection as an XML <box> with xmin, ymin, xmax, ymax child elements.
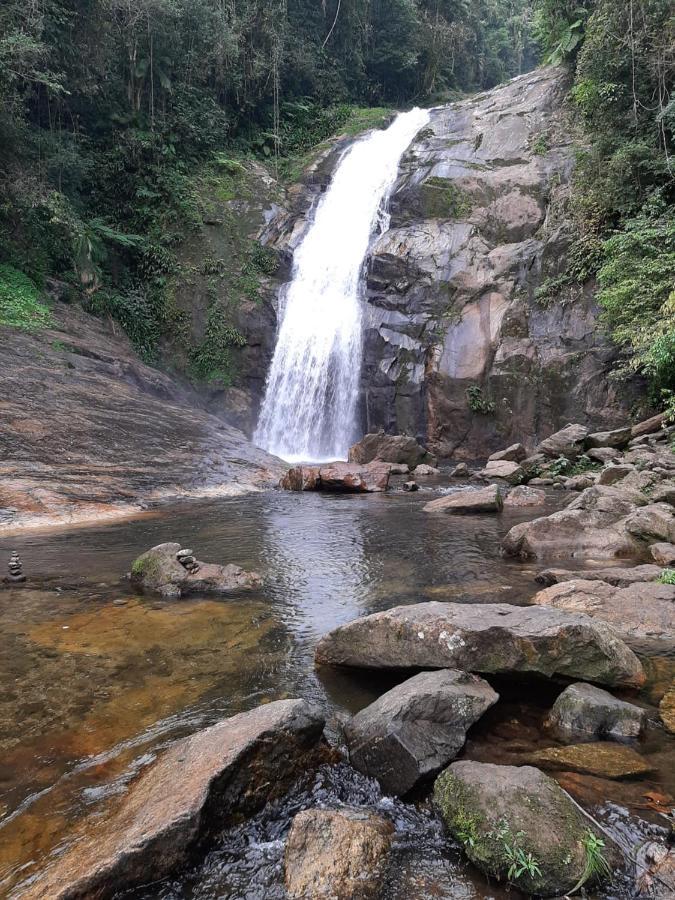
<box><xmin>1</xmin><ymin>480</ymin><xmax>673</xmax><ymax>897</ymax></box>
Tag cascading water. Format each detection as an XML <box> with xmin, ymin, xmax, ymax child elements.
<box><xmin>254</xmin><ymin>108</ymin><xmax>430</xmax><ymax>463</ymax></box>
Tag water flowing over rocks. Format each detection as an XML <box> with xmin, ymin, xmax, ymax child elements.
<box><xmin>280</xmin><ymin>461</ymin><xmax>391</xmax><ymax>493</ymax></box>
<box><xmin>345</xmin><ymin>669</ymin><xmax>498</xmax><ymax>796</ymax></box>
<box><xmin>315</xmin><ymin>602</ymin><xmax>645</xmax><ymax>688</ymax></box>
<box><xmin>284</xmin><ymin>808</ymin><xmax>394</xmax><ymax>900</ymax></box>
<box><xmin>546</xmin><ymin>683</ymin><xmax>646</xmax><ymax>743</ymax></box>
<box><xmin>130</xmin><ymin>542</ymin><xmax>262</xmax><ymax>599</ymax></box>
<box><xmin>434</xmin><ymin>761</ymin><xmax>613</xmax><ymax>896</ymax></box>
<box><xmin>21</xmin><ymin>699</ymin><xmax>325</xmax><ymax>900</ymax></box>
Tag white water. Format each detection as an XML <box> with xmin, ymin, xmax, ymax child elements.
<box><xmin>254</xmin><ymin>107</ymin><xmax>430</xmax><ymax>463</ymax></box>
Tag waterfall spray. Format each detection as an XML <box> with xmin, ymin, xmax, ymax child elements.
<box><xmin>254</xmin><ymin>107</ymin><xmax>430</xmax><ymax>463</ymax></box>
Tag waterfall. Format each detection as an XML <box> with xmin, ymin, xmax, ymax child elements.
<box><xmin>254</xmin><ymin>108</ymin><xmax>430</xmax><ymax>463</ymax></box>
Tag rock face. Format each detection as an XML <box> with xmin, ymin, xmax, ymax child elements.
<box><xmin>423</xmin><ymin>485</ymin><xmax>502</xmax><ymax>514</ymax></box>
<box><xmin>348</xmin><ymin>432</ymin><xmax>435</xmax><ymax>468</ymax></box>
<box><xmin>546</xmin><ymin>683</ymin><xmax>646</xmax><ymax>743</ymax></box>
<box><xmin>280</xmin><ymin>461</ymin><xmax>391</xmax><ymax>493</ymax></box>
<box><xmin>532</xmin><ymin>579</ymin><xmax>675</xmax><ymax>647</ymax></box>
<box><xmin>434</xmin><ymin>761</ymin><xmax>611</xmax><ymax>896</ymax></box>
<box><xmin>315</xmin><ymin>602</ymin><xmax>645</xmax><ymax>688</ymax></box>
<box><xmin>23</xmin><ymin>700</ymin><xmax>325</xmax><ymax>900</ymax></box>
<box><xmin>284</xmin><ymin>808</ymin><xmax>393</xmax><ymax>900</ymax></box>
<box><xmin>0</xmin><ymin>304</ymin><xmax>285</xmax><ymax>533</ymax></box>
<box><xmin>345</xmin><ymin>670</ymin><xmax>498</xmax><ymax>796</ymax></box>
<box><xmin>531</xmin><ymin>742</ymin><xmax>653</xmax><ymax>779</ymax></box>
<box><xmin>130</xmin><ymin>542</ymin><xmax>262</xmax><ymax>599</ymax></box>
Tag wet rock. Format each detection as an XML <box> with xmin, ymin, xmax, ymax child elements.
<box><xmin>423</xmin><ymin>485</ymin><xmax>502</xmax><ymax>514</ymax></box>
<box><xmin>24</xmin><ymin>699</ymin><xmax>326</xmax><ymax>900</ymax></box>
<box><xmin>503</xmin><ymin>485</ymin><xmax>546</xmax><ymax>508</ymax></box>
<box><xmin>130</xmin><ymin>542</ymin><xmax>261</xmax><ymax>600</ymax></box>
<box><xmin>532</xmin><ymin>579</ymin><xmax>675</xmax><ymax>647</ymax></box>
<box><xmin>598</xmin><ymin>464</ymin><xmax>636</xmax><ymax>485</ymax></box>
<box><xmin>403</xmin><ymin>480</ymin><xmax>419</xmax><ymax>492</ymax></box>
<box><xmin>651</xmin><ymin>542</ymin><xmax>675</xmax><ymax>565</ymax></box>
<box><xmin>281</xmin><ymin>462</ymin><xmax>391</xmax><ymax>493</ymax></box>
<box><xmin>531</xmin><ymin>742</ymin><xmax>654</xmax><ymax>779</ymax></box>
<box><xmin>434</xmin><ymin>761</ymin><xmax>612</xmax><ymax>896</ymax></box>
<box><xmin>450</xmin><ymin>463</ymin><xmax>469</xmax><ymax>477</ymax></box>
<box><xmin>345</xmin><ymin>670</ymin><xmax>498</xmax><ymax>796</ymax></box>
<box><xmin>348</xmin><ymin>432</ymin><xmax>435</xmax><ymax>469</ymax></box>
<box><xmin>414</xmin><ymin>463</ymin><xmax>440</xmax><ymax>475</ymax></box>
<box><xmin>284</xmin><ymin>808</ymin><xmax>393</xmax><ymax>900</ymax></box>
<box><xmin>315</xmin><ymin>601</ymin><xmax>645</xmax><ymax>688</ymax></box>
<box><xmin>635</xmin><ymin>841</ymin><xmax>675</xmax><ymax>899</ymax></box>
<box><xmin>546</xmin><ymin>683</ymin><xmax>646</xmax><ymax>743</ymax></box>
<box><xmin>659</xmin><ymin>686</ymin><xmax>675</xmax><ymax>734</ymax></box>
<box><xmin>535</xmin><ymin>565</ymin><xmax>663</xmax><ymax>588</ymax></box>
<box><xmin>3</xmin><ymin>550</ymin><xmax>26</xmax><ymax>584</ymax></box>
<box><xmin>586</xmin><ymin>427</ymin><xmax>632</xmax><ymax>449</ymax></box>
<box><xmin>587</xmin><ymin>446</ymin><xmax>622</xmax><ymax>464</ymax></box>
<box><xmin>389</xmin><ymin>463</ymin><xmax>410</xmax><ymax>475</ymax></box>
<box><xmin>478</xmin><ymin>460</ymin><xmax>524</xmax><ymax>484</ymax></box>
<box><xmin>536</xmin><ymin>424</ymin><xmax>590</xmax><ymax>460</ymax></box>
<box><xmin>488</xmin><ymin>443</ymin><xmax>526</xmax><ymax>463</ymax></box>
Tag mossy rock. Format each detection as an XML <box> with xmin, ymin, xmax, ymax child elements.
<box><xmin>420</xmin><ymin>176</ymin><xmax>472</xmax><ymax>220</ymax></box>
<box><xmin>434</xmin><ymin>761</ymin><xmax>617</xmax><ymax>896</ymax></box>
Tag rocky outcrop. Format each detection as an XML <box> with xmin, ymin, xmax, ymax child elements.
<box><xmin>423</xmin><ymin>484</ymin><xmax>502</xmax><ymax>513</ymax></box>
<box><xmin>130</xmin><ymin>542</ymin><xmax>261</xmax><ymax>599</ymax></box>
<box><xmin>284</xmin><ymin>808</ymin><xmax>393</xmax><ymax>900</ymax></box>
<box><xmin>348</xmin><ymin>432</ymin><xmax>435</xmax><ymax>468</ymax></box>
<box><xmin>280</xmin><ymin>461</ymin><xmax>391</xmax><ymax>493</ymax></box>
<box><xmin>345</xmin><ymin>669</ymin><xmax>498</xmax><ymax>795</ymax></box>
<box><xmin>0</xmin><ymin>303</ymin><xmax>284</xmax><ymax>533</ymax></box>
<box><xmin>546</xmin><ymin>683</ymin><xmax>646</xmax><ymax>743</ymax></box>
<box><xmin>531</xmin><ymin>743</ymin><xmax>653</xmax><ymax>779</ymax></box>
<box><xmin>315</xmin><ymin>601</ymin><xmax>645</xmax><ymax>687</ymax></box>
<box><xmin>434</xmin><ymin>761</ymin><xmax>613</xmax><ymax>896</ymax></box>
<box><xmin>22</xmin><ymin>700</ymin><xmax>325</xmax><ymax>900</ymax></box>
<box><xmin>532</xmin><ymin>579</ymin><xmax>675</xmax><ymax>647</ymax></box>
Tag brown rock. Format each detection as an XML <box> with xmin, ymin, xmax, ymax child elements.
<box><xmin>586</xmin><ymin>427</ymin><xmax>632</xmax><ymax>449</ymax></box>
<box><xmin>624</xmin><ymin>503</ymin><xmax>675</xmax><ymax>544</ymax></box>
<box><xmin>535</xmin><ymin>565</ymin><xmax>663</xmax><ymax>588</ymax></box>
<box><xmin>587</xmin><ymin>447</ymin><xmax>622</xmax><ymax>464</ymax></box>
<box><xmin>284</xmin><ymin>808</ymin><xmax>393</xmax><ymax>900</ymax></box>
<box><xmin>478</xmin><ymin>460</ymin><xmax>524</xmax><ymax>483</ymax></box>
<box><xmin>659</xmin><ymin>686</ymin><xmax>675</xmax><ymax>734</ymax></box>
<box><xmin>280</xmin><ymin>466</ymin><xmax>320</xmax><ymax>491</ymax></box>
<box><xmin>651</xmin><ymin>542</ymin><xmax>675</xmax><ymax>565</ymax></box>
<box><xmin>635</xmin><ymin>841</ymin><xmax>675</xmax><ymax>899</ymax></box>
<box><xmin>503</xmin><ymin>485</ymin><xmax>546</xmax><ymax>508</ymax></box>
<box><xmin>531</xmin><ymin>742</ymin><xmax>654</xmax><ymax>779</ymax></box>
<box><xmin>631</xmin><ymin>412</ymin><xmax>667</xmax><ymax>439</ymax></box>
<box><xmin>546</xmin><ymin>682</ymin><xmax>646</xmax><ymax>743</ymax></box>
<box><xmin>598</xmin><ymin>464</ymin><xmax>635</xmax><ymax>485</ymax></box>
<box><xmin>23</xmin><ymin>700</ymin><xmax>325</xmax><ymax>900</ymax></box>
<box><xmin>280</xmin><ymin>462</ymin><xmax>391</xmax><ymax>493</ymax></box>
<box><xmin>536</xmin><ymin>424</ymin><xmax>589</xmax><ymax>460</ymax></box>
<box><xmin>488</xmin><ymin>443</ymin><xmax>527</xmax><ymax>463</ymax></box>
<box><xmin>423</xmin><ymin>484</ymin><xmax>502</xmax><ymax>514</ymax></box>
<box><xmin>414</xmin><ymin>463</ymin><xmax>441</xmax><ymax>475</ymax></box>
<box><xmin>348</xmin><ymin>432</ymin><xmax>435</xmax><ymax>468</ymax></box>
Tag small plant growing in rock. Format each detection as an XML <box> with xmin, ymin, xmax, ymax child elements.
<box><xmin>454</xmin><ymin>809</ymin><xmax>480</xmax><ymax>848</ymax></box>
<box><xmin>658</xmin><ymin>568</ymin><xmax>675</xmax><ymax>585</ymax></box>
<box><xmin>466</xmin><ymin>385</ymin><xmax>495</xmax><ymax>415</ymax></box>
<box><xmin>569</xmin><ymin>829</ymin><xmax>611</xmax><ymax>894</ymax></box>
<box><xmin>505</xmin><ymin>845</ymin><xmax>543</xmax><ymax>883</ymax></box>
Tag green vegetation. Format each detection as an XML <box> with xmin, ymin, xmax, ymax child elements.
<box><xmin>532</xmin><ymin>0</ymin><xmax>674</xmax><ymax>415</ymax></box>
<box><xmin>570</xmin><ymin>829</ymin><xmax>611</xmax><ymax>894</ymax></box>
<box><xmin>467</xmin><ymin>385</ymin><xmax>496</xmax><ymax>414</ymax></box>
<box><xmin>422</xmin><ymin>177</ymin><xmax>473</xmax><ymax>219</ymax></box>
<box><xmin>0</xmin><ymin>264</ymin><xmax>52</xmax><ymax>330</ymax></box>
<box><xmin>658</xmin><ymin>568</ymin><xmax>675</xmax><ymax>585</ymax></box>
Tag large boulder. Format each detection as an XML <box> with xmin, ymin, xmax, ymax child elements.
<box><xmin>531</xmin><ymin>742</ymin><xmax>654</xmax><ymax>779</ymax></box>
<box><xmin>586</xmin><ymin>427</ymin><xmax>632</xmax><ymax>449</ymax></box>
<box><xmin>345</xmin><ymin>670</ymin><xmax>498</xmax><ymax>796</ymax></box>
<box><xmin>546</xmin><ymin>683</ymin><xmax>646</xmax><ymax>743</ymax></box>
<box><xmin>503</xmin><ymin>485</ymin><xmax>546</xmax><ymax>508</ymax></box>
<box><xmin>280</xmin><ymin>461</ymin><xmax>391</xmax><ymax>493</ymax></box>
<box><xmin>635</xmin><ymin>842</ymin><xmax>675</xmax><ymax>899</ymax></box>
<box><xmin>284</xmin><ymin>808</ymin><xmax>393</xmax><ymax>900</ymax></box>
<box><xmin>659</xmin><ymin>685</ymin><xmax>675</xmax><ymax>734</ymax></box>
<box><xmin>532</xmin><ymin>579</ymin><xmax>675</xmax><ymax>647</ymax></box>
<box><xmin>536</xmin><ymin>424</ymin><xmax>589</xmax><ymax>460</ymax></box>
<box><xmin>651</xmin><ymin>542</ymin><xmax>675</xmax><ymax>565</ymax></box>
<box><xmin>423</xmin><ymin>485</ymin><xmax>502</xmax><ymax>514</ymax></box>
<box><xmin>478</xmin><ymin>460</ymin><xmax>524</xmax><ymax>484</ymax></box>
<box><xmin>434</xmin><ymin>761</ymin><xmax>614</xmax><ymax>896</ymax></box>
<box><xmin>488</xmin><ymin>443</ymin><xmax>526</xmax><ymax>463</ymax></box>
<box><xmin>624</xmin><ymin>503</ymin><xmax>675</xmax><ymax>544</ymax></box>
<box><xmin>348</xmin><ymin>432</ymin><xmax>435</xmax><ymax>469</ymax></box>
<box><xmin>535</xmin><ymin>565</ymin><xmax>663</xmax><ymax>588</ymax></box>
<box><xmin>23</xmin><ymin>700</ymin><xmax>325</xmax><ymax>900</ymax></box>
<box><xmin>315</xmin><ymin>602</ymin><xmax>645</xmax><ymax>688</ymax></box>
<box><xmin>130</xmin><ymin>542</ymin><xmax>261</xmax><ymax>600</ymax></box>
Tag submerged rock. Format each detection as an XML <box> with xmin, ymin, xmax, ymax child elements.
<box><xmin>315</xmin><ymin>601</ymin><xmax>645</xmax><ymax>688</ymax></box>
<box><xmin>434</xmin><ymin>761</ymin><xmax>612</xmax><ymax>896</ymax></box>
<box><xmin>546</xmin><ymin>683</ymin><xmax>646</xmax><ymax>743</ymax></box>
<box><xmin>535</xmin><ymin>565</ymin><xmax>663</xmax><ymax>587</ymax></box>
<box><xmin>280</xmin><ymin>461</ymin><xmax>391</xmax><ymax>493</ymax></box>
<box><xmin>284</xmin><ymin>807</ymin><xmax>393</xmax><ymax>900</ymax></box>
<box><xmin>531</xmin><ymin>742</ymin><xmax>654</xmax><ymax>779</ymax></box>
<box><xmin>532</xmin><ymin>579</ymin><xmax>675</xmax><ymax>647</ymax></box>
<box><xmin>345</xmin><ymin>670</ymin><xmax>498</xmax><ymax>796</ymax></box>
<box><xmin>423</xmin><ymin>484</ymin><xmax>502</xmax><ymax>514</ymax></box>
<box><xmin>23</xmin><ymin>699</ymin><xmax>326</xmax><ymax>900</ymax></box>
<box><xmin>348</xmin><ymin>432</ymin><xmax>435</xmax><ymax>469</ymax></box>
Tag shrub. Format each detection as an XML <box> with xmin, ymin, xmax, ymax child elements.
<box><xmin>0</xmin><ymin>263</ymin><xmax>51</xmax><ymax>329</ymax></box>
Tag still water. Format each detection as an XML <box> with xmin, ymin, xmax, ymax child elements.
<box><xmin>1</xmin><ymin>483</ymin><xmax>673</xmax><ymax>897</ymax></box>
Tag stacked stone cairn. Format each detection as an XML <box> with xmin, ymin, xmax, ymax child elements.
<box><xmin>176</xmin><ymin>548</ymin><xmax>200</xmax><ymax>575</ymax></box>
<box><xmin>5</xmin><ymin>550</ymin><xmax>26</xmax><ymax>583</ymax></box>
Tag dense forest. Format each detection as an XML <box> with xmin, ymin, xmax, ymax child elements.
<box><xmin>0</xmin><ymin>0</ymin><xmax>673</xmax><ymax>409</ymax></box>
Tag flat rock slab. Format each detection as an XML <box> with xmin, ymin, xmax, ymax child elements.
<box><xmin>423</xmin><ymin>485</ymin><xmax>502</xmax><ymax>514</ymax></box>
<box><xmin>345</xmin><ymin>669</ymin><xmax>498</xmax><ymax>796</ymax></box>
<box><xmin>535</xmin><ymin>565</ymin><xmax>663</xmax><ymax>588</ymax></box>
<box><xmin>280</xmin><ymin>461</ymin><xmax>391</xmax><ymax>493</ymax></box>
<box><xmin>23</xmin><ymin>700</ymin><xmax>325</xmax><ymax>900</ymax></box>
<box><xmin>284</xmin><ymin>808</ymin><xmax>393</xmax><ymax>900</ymax></box>
<box><xmin>532</xmin><ymin>579</ymin><xmax>675</xmax><ymax>647</ymax></box>
<box><xmin>531</xmin><ymin>742</ymin><xmax>654</xmax><ymax>779</ymax></box>
<box><xmin>434</xmin><ymin>761</ymin><xmax>613</xmax><ymax>896</ymax></box>
<box><xmin>546</xmin><ymin>682</ymin><xmax>646</xmax><ymax>743</ymax></box>
<box><xmin>315</xmin><ymin>601</ymin><xmax>645</xmax><ymax>688</ymax></box>
<box><xmin>130</xmin><ymin>542</ymin><xmax>261</xmax><ymax>599</ymax></box>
